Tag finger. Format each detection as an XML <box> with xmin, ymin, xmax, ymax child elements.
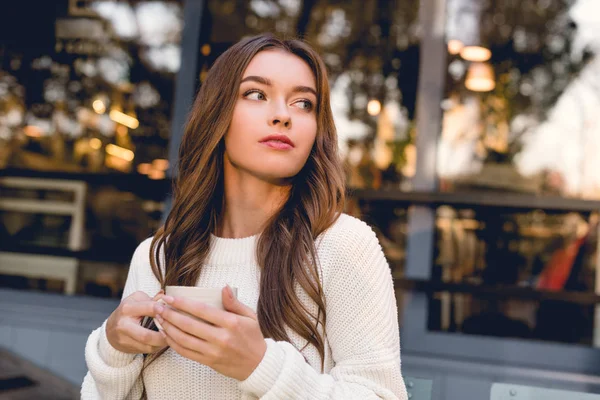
<box><xmin>152</xmin><ymin>290</ymin><xmax>165</xmax><ymax>302</ymax></box>
<box><xmin>120</xmin><ymin>336</ymin><xmax>156</xmax><ymax>355</ymax></box>
<box><xmin>157</xmin><ymin>303</ymin><xmax>221</xmax><ymax>342</ymax></box>
<box><xmin>222</xmin><ymin>286</ymin><xmax>257</xmax><ymax>320</ymax></box>
<box><xmin>123</xmin><ymin>320</ymin><xmax>168</xmax><ymax>348</ymax></box>
<box><xmin>122</xmin><ymin>300</ymin><xmax>160</xmax><ymax>318</ymax></box>
<box><xmin>115</xmin><ymin>330</ymin><xmax>159</xmax><ymax>355</ymax></box>
<box><xmin>128</xmin><ymin>291</ymin><xmax>152</xmax><ymax>302</ymax></box>
<box><xmin>127</xmin><ymin>340</ymin><xmax>165</xmax><ymax>355</ymax></box>
<box><xmin>157</xmin><ymin>315</ymin><xmax>212</xmax><ymax>355</ymax></box>
<box><xmin>161</xmin><ymin>296</ymin><xmax>233</xmax><ymax>328</ymax></box>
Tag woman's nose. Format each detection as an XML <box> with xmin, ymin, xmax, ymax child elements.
<box><xmin>269</xmin><ymin>101</ymin><xmax>291</xmax><ymax>128</ymax></box>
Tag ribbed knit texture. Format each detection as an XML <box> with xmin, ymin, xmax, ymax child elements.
<box><xmin>81</xmin><ymin>213</ymin><xmax>408</xmax><ymax>399</ymax></box>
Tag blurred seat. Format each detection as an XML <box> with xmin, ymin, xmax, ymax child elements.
<box><xmin>0</xmin><ymin>177</ymin><xmax>86</xmax><ymax>294</ymax></box>
<box><xmin>491</xmin><ymin>383</ymin><xmax>600</xmax><ymax>400</ymax></box>
<box><xmin>404</xmin><ymin>376</ymin><xmax>433</xmax><ymax>400</ymax></box>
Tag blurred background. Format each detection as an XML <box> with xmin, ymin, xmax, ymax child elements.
<box><xmin>1</xmin><ymin>0</ymin><xmax>600</xmax><ymax>398</ymax></box>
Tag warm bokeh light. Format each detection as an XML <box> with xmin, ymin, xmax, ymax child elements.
<box><xmin>447</xmin><ymin>39</ymin><xmax>464</xmax><ymax>55</ymax></box>
<box><xmin>367</xmin><ymin>99</ymin><xmax>382</xmax><ymax>116</ymax></box>
<box><xmin>401</xmin><ymin>144</ymin><xmax>417</xmax><ymax>177</ymax></box>
<box><xmin>89</xmin><ymin>138</ymin><xmax>102</xmax><ymax>150</ymax></box>
<box><xmin>465</xmin><ymin>62</ymin><xmax>496</xmax><ymax>92</ymax></box>
<box><xmin>92</xmin><ymin>100</ymin><xmax>106</xmax><ymax>114</ymax></box>
<box><xmin>105</xmin><ymin>155</ymin><xmax>131</xmax><ymax>172</ymax></box>
<box><xmin>148</xmin><ymin>169</ymin><xmax>166</xmax><ymax>180</ymax></box>
<box><xmin>137</xmin><ymin>163</ymin><xmax>152</xmax><ymax>175</ymax></box>
<box><xmin>109</xmin><ymin>109</ymin><xmax>139</xmax><ymax>129</ymax></box>
<box><xmin>152</xmin><ymin>159</ymin><xmax>169</xmax><ymax>171</ymax></box>
<box><xmin>460</xmin><ymin>46</ymin><xmax>492</xmax><ymax>62</ymax></box>
<box><xmin>23</xmin><ymin>125</ymin><xmax>43</xmax><ymax>138</ymax></box>
<box><xmin>106</xmin><ymin>143</ymin><xmax>134</xmax><ymax>161</ymax></box>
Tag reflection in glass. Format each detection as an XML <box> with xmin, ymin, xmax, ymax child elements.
<box><xmin>0</xmin><ymin>0</ymin><xmax>183</xmax><ymax>174</ymax></box>
<box><xmin>351</xmin><ymin>202</ymin><xmax>408</xmax><ymax>278</ymax></box>
<box><xmin>429</xmin><ymin>205</ymin><xmax>597</xmax><ymax>345</ymax></box>
<box><xmin>0</xmin><ymin>1</ymin><xmax>179</xmax><ymax>297</ymax></box>
<box><xmin>440</xmin><ymin>0</ymin><xmax>600</xmax><ymax>199</ymax></box>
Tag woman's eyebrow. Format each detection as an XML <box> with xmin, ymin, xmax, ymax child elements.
<box><xmin>241</xmin><ymin>75</ymin><xmax>271</xmax><ymax>86</ymax></box>
<box><xmin>241</xmin><ymin>75</ymin><xmax>317</xmax><ymax>97</ymax></box>
<box><xmin>292</xmin><ymin>86</ymin><xmax>317</xmax><ymax>97</ymax></box>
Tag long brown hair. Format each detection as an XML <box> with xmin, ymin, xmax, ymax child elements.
<box><xmin>143</xmin><ymin>33</ymin><xmax>345</xmax><ymax>379</ymax></box>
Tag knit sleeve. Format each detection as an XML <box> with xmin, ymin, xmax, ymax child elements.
<box><xmin>81</xmin><ymin>238</ymin><xmax>155</xmax><ymax>399</ymax></box>
<box><xmin>238</xmin><ymin>217</ymin><xmax>408</xmax><ymax>399</ymax></box>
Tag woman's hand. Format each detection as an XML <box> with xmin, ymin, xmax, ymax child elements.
<box><xmin>106</xmin><ymin>290</ymin><xmax>168</xmax><ymax>354</ymax></box>
<box><xmin>154</xmin><ymin>286</ymin><xmax>267</xmax><ymax>381</ymax></box>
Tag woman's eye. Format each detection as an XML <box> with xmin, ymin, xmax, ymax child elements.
<box><xmin>296</xmin><ymin>100</ymin><xmax>314</xmax><ymax>111</ymax></box>
<box><xmin>245</xmin><ymin>90</ymin><xmax>266</xmax><ymax>101</ymax></box>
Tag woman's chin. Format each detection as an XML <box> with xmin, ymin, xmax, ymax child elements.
<box><xmin>249</xmin><ymin>170</ymin><xmax>297</xmax><ymax>185</ymax></box>
<box><xmin>249</xmin><ymin>164</ymin><xmax>303</xmax><ymax>182</ymax></box>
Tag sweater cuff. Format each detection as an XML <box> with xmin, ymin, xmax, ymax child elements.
<box><xmin>238</xmin><ymin>338</ymin><xmax>285</xmax><ymax>397</ymax></box>
<box><xmin>98</xmin><ymin>321</ymin><xmax>137</xmax><ymax>367</ymax></box>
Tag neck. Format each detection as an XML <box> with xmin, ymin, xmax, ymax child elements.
<box><xmin>218</xmin><ymin>159</ymin><xmax>291</xmax><ymax>239</ymax></box>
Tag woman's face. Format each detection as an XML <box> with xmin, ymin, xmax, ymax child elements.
<box><xmin>224</xmin><ymin>49</ymin><xmax>318</xmax><ymax>183</ymax></box>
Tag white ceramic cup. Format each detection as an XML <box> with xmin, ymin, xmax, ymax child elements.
<box><xmin>154</xmin><ymin>286</ymin><xmax>238</xmax><ymax>330</ymax></box>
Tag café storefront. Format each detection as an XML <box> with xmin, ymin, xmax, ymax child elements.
<box><xmin>1</xmin><ymin>0</ymin><xmax>600</xmax><ymax>398</ymax></box>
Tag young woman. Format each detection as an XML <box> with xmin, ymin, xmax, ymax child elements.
<box><xmin>81</xmin><ymin>33</ymin><xmax>408</xmax><ymax>400</ymax></box>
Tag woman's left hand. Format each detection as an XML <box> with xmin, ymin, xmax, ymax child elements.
<box><xmin>154</xmin><ymin>286</ymin><xmax>267</xmax><ymax>381</ymax></box>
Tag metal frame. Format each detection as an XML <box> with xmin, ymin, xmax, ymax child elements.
<box><xmin>162</xmin><ymin>0</ymin><xmax>205</xmax><ymax>220</ymax></box>
<box><xmin>400</xmin><ymin>0</ymin><xmax>600</xmax><ymax>377</ymax></box>
<box><xmin>167</xmin><ymin>0</ymin><xmax>205</xmax><ymax>179</ymax></box>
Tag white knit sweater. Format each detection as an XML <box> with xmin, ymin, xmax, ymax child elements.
<box><xmin>81</xmin><ymin>213</ymin><xmax>408</xmax><ymax>399</ymax></box>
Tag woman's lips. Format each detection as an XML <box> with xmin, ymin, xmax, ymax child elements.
<box><xmin>259</xmin><ymin>134</ymin><xmax>295</xmax><ymax>150</ymax></box>
<box><xmin>260</xmin><ymin>140</ymin><xmax>294</xmax><ymax>150</ymax></box>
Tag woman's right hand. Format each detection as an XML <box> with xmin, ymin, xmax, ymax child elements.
<box><xmin>106</xmin><ymin>290</ymin><xmax>168</xmax><ymax>354</ymax></box>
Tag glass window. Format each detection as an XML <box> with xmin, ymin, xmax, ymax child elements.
<box><xmin>428</xmin><ymin>204</ymin><xmax>598</xmax><ymax>346</ymax></box>
<box><xmin>0</xmin><ymin>0</ymin><xmax>182</xmax><ymax>297</ymax></box>
<box><xmin>0</xmin><ymin>0</ymin><xmax>182</xmax><ymax>175</ymax></box>
<box><xmin>439</xmin><ymin>0</ymin><xmax>600</xmax><ymax>200</ymax></box>
<box><xmin>427</xmin><ymin>0</ymin><xmax>600</xmax><ymax>349</ymax></box>
<box><xmin>356</xmin><ymin>202</ymin><xmax>408</xmax><ymax>278</ymax></box>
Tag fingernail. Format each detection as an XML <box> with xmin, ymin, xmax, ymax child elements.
<box><xmin>163</xmin><ymin>295</ymin><xmax>174</xmax><ymax>304</ymax></box>
<box><xmin>155</xmin><ymin>304</ymin><xmax>164</xmax><ymax>314</ymax></box>
<box><xmin>226</xmin><ymin>285</ymin><xmax>234</xmax><ymax>300</ymax></box>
